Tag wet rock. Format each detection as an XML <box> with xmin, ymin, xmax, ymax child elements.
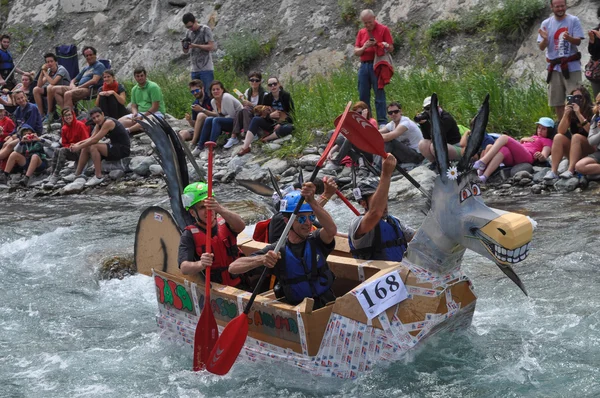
<box><xmin>555</xmin><ymin>177</ymin><xmax>579</xmax><ymax>192</ymax></box>
<box><xmin>518</xmin><ymin>178</ymin><xmax>532</xmax><ymax>186</ymax></box>
<box><xmin>109</xmin><ymin>170</ymin><xmax>125</xmax><ymax>180</ymax></box>
<box><xmin>261</xmin><ymin>158</ymin><xmax>290</xmax><ymax>175</ymax></box>
<box><xmin>388</xmin><ymin>166</ymin><xmax>435</xmax><ymax>199</ymax></box>
<box><xmin>532</xmin><ymin>168</ymin><xmax>549</xmax><ymax>183</ymax></box>
<box><xmin>99</xmin><ymin>254</ymin><xmax>136</xmax><ymax>280</ymax></box>
<box><xmin>213</xmin><ymin>169</ymin><xmax>227</xmax><ymax>181</ymax></box>
<box><xmin>236</xmin><ymin>163</ymin><xmax>267</xmax><ymax>183</ymax></box>
<box><xmin>531</xmin><ymin>184</ymin><xmax>543</xmax><ymax>194</ymax></box>
<box><xmin>228</xmin><ymin>155</ymin><xmax>251</xmax><ymax>174</ymax></box>
<box><xmin>61</xmin><ymin>178</ymin><xmax>86</xmax><ymax>195</ymax></box>
<box><xmin>129</xmin><ymin>156</ymin><xmax>157</xmax><ymax>176</ymax></box>
<box><xmin>513</xmin><ymin>170</ymin><xmax>533</xmax><ymax>182</ymax></box>
<box><xmin>298</xmin><ymin>154</ymin><xmax>321</xmax><ymax>167</ymax></box>
<box><xmin>224</xmin><ymin>200</ymin><xmax>273</xmax><ymax>224</ymax></box>
<box><xmin>149</xmin><ymin>164</ymin><xmax>164</xmax><ymax>176</ymax></box>
<box><xmin>510</xmin><ymin>163</ymin><xmax>534</xmax><ymax>176</ymax></box>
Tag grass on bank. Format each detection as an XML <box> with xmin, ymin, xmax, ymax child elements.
<box><xmin>113</xmin><ymin>60</ymin><xmax>553</xmax><ymax>158</ymax></box>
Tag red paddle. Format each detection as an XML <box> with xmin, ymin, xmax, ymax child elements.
<box><xmin>336</xmin><ymin>112</ymin><xmax>431</xmax><ymax>199</ymax></box>
<box><xmin>205</xmin><ymin>102</ymin><xmax>353</xmax><ymax>376</ymax></box>
<box><xmin>192</xmin><ymin>141</ymin><xmax>218</xmax><ymax>371</ymax></box>
<box><xmin>334</xmin><ymin>189</ymin><xmax>360</xmax><ymax>215</ymax></box>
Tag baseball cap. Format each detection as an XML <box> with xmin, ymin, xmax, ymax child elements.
<box><xmin>423</xmin><ymin>96</ymin><xmax>432</xmax><ymax>108</ymax></box>
<box><xmin>535</xmin><ymin>117</ymin><xmax>554</xmax><ymax>128</ymax></box>
<box><xmin>0</xmin><ymin>104</ymin><xmax>5</xmax><ymax>110</ymax></box>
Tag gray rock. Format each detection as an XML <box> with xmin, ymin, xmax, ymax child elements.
<box><xmin>500</xmin><ymin>183</ymin><xmax>513</xmax><ymax>189</ymax></box>
<box><xmin>109</xmin><ymin>170</ymin><xmax>125</xmax><ymax>180</ymax></box>
<box><xmin>518</xmin><ymin>178</ymin><xmax>532</xmax><ymax>186</ymax></box>
<box><xmin>298</xmin><ymin>154</ymin><xmax>321</xmax><ymax>168</ymax></box>
<box><xmin>129</xmin><ymin>156</ymin><xmax>157</xmax><ymax>176</ymax></box>
<box><xmin>228</xmin><ymin>155</ymin><xmax>251</xmax><ymax>174</ymax></box>
<box><xmin>513</xmin><ymin>170</ymin><xmax>533</xmax><ymax>182</ymax></box>
<box><xmin>272</xmin><ymin>135</ymin><xmax>292</xmax><ymax>144</ymax></box>
<box><xmin>261</xmin><ymin>158</ymin><xmax>290</xmax><ymax>175</ymax></box>
<box><xmin>264</xmin><ymin>143</ymin><xmax>281</xmax><ymax>151</ymax></box>
<box><xmin>533</xmin><ymin>168</ymin><xmax>549</xmax><ymax>183</ymax></box>
<box><xmin>236</xmin><ymin>164</ymin><xmax>267</xmax><ymax>183</ymax></box>
<box><xmin>531</xmin><ymin>184</ymin><xmax>543</xmax><ymax>194</ymax></box>
<box><xmin>555</xmin><ymin>177</ymin><xmax>579</xmax><ymax>192</ymax></box>
<box><xmin>136</xmin><ymin>135</ymin><xmax>153</xmax><ymax>145</ymax></box>
<box><xmin>282</xmin><ymin>167</ymin><xmax>297</xmax><ymax>177</ymax></box>
<box><xmin>102</xmin><ymin>157</ymin><xmax>131</xmax><ymax>173</ymax></box>
<box><xmin>61</xmin><ymin>179</ymin><xmax>86</xmax><ymax>195</ymax></box>
<box><xmin>149</xmin><ymin>164</ymin><xmax>164</xmax><ymax>176</ymax></box>
<box><xmin>510</xmin><ymin>163</ymin><xmax>534</xmax><ymax>176</ymax></box>
<box><xmin>302</xmin><ymin>146</ymin><xmax>319</xmax><ymax>155</ymax></box>
<box><xmin>388</xmin><ymin>166</ymin><xmax>435</xmax><ymax>199</ymax></box>
<box><xmin>168</xmin><ymin>0</ymin><xmax>187</xmax><ymax>7</ymax></box>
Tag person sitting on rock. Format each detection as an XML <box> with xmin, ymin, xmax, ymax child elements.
<box><xmin>474</xmin><ymin>117</ymin><xmax>555</xmax><ymax>183</ymax></box>
<box><xmin>575</xmin><ymin>98</ymin><xmax>600</xmax><ymax>177</ymax></box>
<box><xmin>67</xmin><ymin>107</ymin><xmax>131</xmax><ymax>187</ymax></box>
<box><xmin>178</xmin><ymin>181</ymin><xmax>247</xmax><ymax>288</ymax></box>
<box><xmin>12</xmin><ymin>90</ymin><xmax>42</xmax><ymax>134</ymax></box>
<box><xmin>227</xmin><ymin>71</ymin><xmax>268</xmax><ymax>149</ymax></box>
<box><xmin>178</xmin><ymin>79</ymin><xmax>209</xmax><ymax>152</ymax></box>
<box><xmin>348</xmin><ymin>154</ymin><xmax>415</xmax><ymax>261</ymax></box>
<box><xmin>230</xmin><ymin>186</ymin><xmax>337</xmax><ymax>308</ymax></box>
<box><xmin>545</xmin><ymin>86</ymin><xmax>595</xmax><ymax>181</ymax></box>
<box><xmin>0</xmin><ymin>104</ymin><xmax>15</xmax><ymax>149</ymax></box>
<box><xmin>53</xmin><ymin>46</ymin><xmax>105</xmax><ymax>111</ymax></box>
<box><xmin>33</xmin><ymin>52</ymin><xmax>71</xmax><ymax>123</ymax></box>
<box><xmin>0</xmin><ymin>124</ymin><xmax>47</xmax><ymax>187</ymax></box>
<box><xmin>238</xmin><ymin>77</ymin><xmax>295</xmax><ymax>156</ymax></box>
<box><xmin>44</xmin><ymin>108</ymin><xmax>90</xmax><ymax>188</ymax></box>
<box><xmin>194</xmin><ymin>80</ymin><xmax>242</xmax><ymax>154</ymax></box>
<box><xmin>459</xmin><ymin>117</ymin><xmax>498</xmax><ymax>161</ymax></box>
<box><xmin>118</xmin><ymin>66</ymin><xmax>165</xmax><ymax>135</ymax></box>
<box><xmin>95</xmin><ymin>69</ymin><xmax>128</xmax><ymax>120</ymax></box>
<box><xmin>378</xmin><ymin>101</ymin><xmax>424</xmax><ymax>165</ymax></box>
<box><xmin>416</xmin><ymin>96</ymin><xmax>462</xmax><ymax>168</ymax></box>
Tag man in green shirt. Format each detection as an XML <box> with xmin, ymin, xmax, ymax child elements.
<box><xmin>118</xmin><ymin>66</ymin><xmax>165</xmax><ymax>135</ymax></box>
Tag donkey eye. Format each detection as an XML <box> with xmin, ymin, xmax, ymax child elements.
<box><xmin>471</xmin><ymin>184</ymin><xmax>481</xmax><ymax>196</ymax></box>
<box><xmin>460</xmin><ymin>188</ymin><xmax>472</xmax><ymax>202</ymax></box>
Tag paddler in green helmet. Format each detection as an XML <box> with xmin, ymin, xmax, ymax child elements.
<box><xmin>178</xmin><ymin>181</ymin><xmax>247</xmax><ymax>287</ymax></box>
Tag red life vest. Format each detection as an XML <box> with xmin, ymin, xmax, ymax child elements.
<box><xmin>185</xmin><ymin>218</ymin><xmax>243</xmax><ymax>287</ymax></box>
<box><xmin>252</xmin><ymin>219</ymin><xmax>271</xmax><ymax>243</ymax></box>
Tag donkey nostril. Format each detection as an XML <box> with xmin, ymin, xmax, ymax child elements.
<box><xmin>498</xmin><ymin>228</ymin><xmax>506</xmax><ymax>235</ymax></box>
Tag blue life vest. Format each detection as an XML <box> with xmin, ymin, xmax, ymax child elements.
<box><xmin>277</xmin><ymin>238</ymin><xmax>335</xmax><ymax>305</ymax></box>
<box><xmin>0</xmin><ymin>49</ymin><xmax>13</xmax><ymax>73</ymax></box>
<box><xmin>349</xmin><ymin>216</ymin><xmax>408</xmax><ymax>261</ymax></box>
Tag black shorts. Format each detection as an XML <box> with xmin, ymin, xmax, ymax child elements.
<box><xmin>14</xmin><ymin>156</ymin><xmax>47</xmax><ymax>173</ymax></box>
<box><xmin>103</xmin><ymin>143</ymin><xmax>130</xmax><ymax>161</ymax></box>
<box><xmin>588</xmin><ymin>150</ymin><xmax>600</xmax><ymax>163</ymax></box>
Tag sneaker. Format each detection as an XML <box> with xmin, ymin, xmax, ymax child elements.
<box><xmin>47</xmin><ymin>175</ymin><xmax>60</xmax><ymax>186</ymax></box>
<box><xmin>223</xmin><ymin>137</ymin><xmax>239</xmax><ymax>149</ymax></box>
<box><xmin>63</xmin><ymin>173</ymin><xmax>85</xmax><ymax>182</ymax></box>
<box><xmin>42</xmin><ymin>115</ymin><xmax>50</xmax><ymax>124</ymax></box>
<box><xmin>427</xmin><ymin>161</ymin><xmax>438</xmax><ymax>171</ymax></box>
<box><xmin>543</xmin><ymin>170</ymin><xmax>559</xmax><ymax>180</ymax></box>
<box><xmin>84</xmin><ymin>175</ymin><xmax>104</xmax><ymax>187</ymax></box>
<box><xmin>559</xmin><ymin>170</ymin><xmax>574</xmax><ymax>179</ymax></box>
<box><xmin>0</xmin><ymin>173</ymin><xmax>7</xmax><ymax>184</ymax></box>
<box><xmin>473</xmin><ymin>160</ymin><xmax>487</xmax><ymax>171</ymax></box>
<box><xmin>19</xmin><ymin>176</ymin><xmax>30</xmax><ymax>187</ymax></box>
<box><xmin>237</xmin><ymin>147</ymin><xmax>251</xmax><ymax>157</ymax></box>
<box><xmin>191</xmin><ymin>147</ymin><xmax>202</xmax><ymax>157</ymax></box>
<box><xmin>478</xmin><ymin>175</ymin><xmax>487</xmax><ymax>184</ymax></box>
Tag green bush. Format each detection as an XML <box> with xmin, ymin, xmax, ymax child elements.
<box><xmin>488</xmin><ymin>0</ymin><xmax>546</xmax><ymax>37</ymax></box>
<box><xmin>339</xmin><ymin>0</ymin><xmax>357</xmax><ymax>24</ymax></box>
<box><xmin>426</xmin><ymin>20</ymin><xmax>460</xmax><ymax>40</ymax></box>
<box><xmin>220</xmin><ymin>32</ymin><xmax>264</xmax><ymax>71</ymax></box>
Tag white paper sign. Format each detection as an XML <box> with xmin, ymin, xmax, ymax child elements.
<box><xmin>354</xmin><ymin>270</ymin><xmax>408</xmax><ymax>320</ymax></box>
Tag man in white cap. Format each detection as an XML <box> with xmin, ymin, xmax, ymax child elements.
<box><xmin>416</xmin><ymin>96</ymin><xmax>461</xmax><ymax>169</ymax></box>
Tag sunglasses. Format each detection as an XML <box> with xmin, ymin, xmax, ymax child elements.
<box><xmin>387</xmin><ymin>109</ymin><xmax>400</xmax><ymax>115</ymax></box>
<box><xmin>267</xmin><ymin>82</ymin><xmax>278</xmax><ymax>87</ymax></box>
<box><xmin>190</xmin><ymin>89</ymin><xmax>201</xmax><ymax>94</ymax></box>
<box><xmin>296</xmin><ymin>214</ymin><xmax>316</xmax><ymax>224</ymax></box>
<box><xmin>423</xmin><ymin>106</ymin><xmax>431</xmax><ymax>111</ymax></box>
<box><xmin>249</xmin><ymin>78</ymin><xmax>261</xmax><ymax>83</ymax></box>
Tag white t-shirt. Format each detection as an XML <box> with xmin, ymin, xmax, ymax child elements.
<box><xmin>385</xmin><ymin>116</ymin><xmax>423</xmax><ymax>150</ymax></box>
<box><xmin>537</xmin><ymin>14</ymin><xmax>584</xmax><ymax>72</ymax></box>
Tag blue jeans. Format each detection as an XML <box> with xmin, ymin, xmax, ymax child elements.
<box><xmin>358</xmin><ymin>62</ymin><xmax>387</xmax><ymax>125</ymax></box>
<box><xmin>198</xmin><ymin>117</ymin><xmax>234</xmax><ymax>148</ymax></box>
<box><xmin>191</xmin><ymin>70</ymin><xmax>214</xmax><ymax>101</ymax></box>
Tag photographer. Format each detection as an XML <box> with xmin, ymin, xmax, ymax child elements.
<box><xmin>0</xmin><ymin>124</ymin><xmax>47</xmax><ymax>187</ymax></box>
<box><xmin>544</xmin><ymin>85</ymin><xmax>594</xmax><ymax>180</ymax></box>
<box><xmin>182</xmin><ymin>13</ymin><xmax>216</xmax><ymax>100</ymax></box>
<box><xmin>416</xmin><ymin>96</ymin><xmax>462</xmax><ymax>168</ymax></box>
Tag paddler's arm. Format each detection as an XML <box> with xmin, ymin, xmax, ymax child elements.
<box><xmin>181</xmin><ymin>253</ymin><xmax>212</xmax><ymax>275</ymax></box>
<box><xmin>229</xmin><ymin>249</ymin><xmax>279</xmax><ymax>274</ymax></box>
<box><xmin>205</xmin><ymin>197</ymin><xmax>246</xmax><ymax>233</ymax></box>
<box><xmin>355</xmin><ymin>153</ymin><xmax>396</xmax><ymax>239</ymax></box>
<box><xmin>302</xmin><ymin>182</ymin><xmax>337</xmax><ymax>244</ymax></box>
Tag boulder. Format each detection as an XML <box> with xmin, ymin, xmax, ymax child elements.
<box><xmin>302</xmin><ymin>146</ymin><xmax>319</xmax><ymax>155</ymax></box>
<box><xmin>264</xmin><ymin>143</ymin><xmax>282</xmax><ymax>151</ymax></box>
<box><xmin>518</xmin><ymin>178</ymin><xmax>532</xmax><ymax>186</ymax></box>
<box><xmin>149</xmin><ymin>164</ymin><xmax>164</xmax><ymax>176</ymax></box>
<box><xmin>510</xmin><ymin>163</ymin><xmax>534</xmax><ymax>176</ymax></box>
<box><xmin>513</xmin><ymin>170</ymin><xmax>533</xmax><ymax>182</ymax></box>
<box><xmin>532</xmin><ymin>168</ymin><xmax>549</xmax><ymax>183</ymax></box>
<box><xmin>236</xmin><ymin>163</ymin><xmax>268</xmax><ymax>183</ymax></box>
<box><xmin>388</xmin><ymin>166</ymin><xmax>435</xmax><ymax>199</ymax></box>
<box><xmin>109</xmin><ymin>170</ymin><xmax>125</xmax><ymax>180</ymax></box>
<box><xmin>101</xmin><ymin>157</ymin><xmax>131</xmax><ymax>173</ymax></box>
<box><xmin>261</xmin><ymin>158</ymin><xmax>290</xmax><ymax>175</ymax></box>
<box><xmin>531</xmin><ymin>184</ymin><xmax>543</xmax><ymax>194</ymax></box>
<box><xmin>228</xmin><ymin>155</ymin><xmax>252</xmax><ymax>174</ymax></box>
<box><xmin>61</xmin><ymin>178</ymin><xmax>86</xmax><ymax>195</ymax></box>
<box><xmin>129</xmin><ymin>156</ymin><xmax>157</xmax><ymax>176</ymax></box>
<box><xmin>555</xmin><ymin>177</ymin><xmax>579</xmax><ymax>192</ymax></box>
<box><xmin>298</xmin><ymin>154</ymin><xmax>321</xmax><ymax>168</ymax></box>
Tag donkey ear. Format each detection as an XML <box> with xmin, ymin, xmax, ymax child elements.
<box><xmin>429</xmin><ymin>93</ymin><xmax>449</xmax><ymax>181</ymax></box>
<box><xmin>458</xmin><ymin>94</ymin><xmax>490</xmax><ymax>171</ymax></box>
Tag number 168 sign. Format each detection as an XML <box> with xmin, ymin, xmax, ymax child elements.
<box><xmin>355</xmin><ymin>271</ymin><xmax>408</xmax><ymax>320</ymax></box>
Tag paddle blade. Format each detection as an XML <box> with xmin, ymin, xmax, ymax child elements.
<box><xmin>193</xmin><ymin>307</ymin><xmax>219</xmax><ymax>371</ymax></box>
<box><xmin>205</xmin><ymin>314</ymin><xmax>249</xmax><ymax>375</ymax></box>
<box><xmin>336</xmin><ymin>111</ymin><xmax>386</xmax><ymax>158</ymax></box>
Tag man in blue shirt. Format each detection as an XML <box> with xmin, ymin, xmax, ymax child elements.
<box><xmin>52</xmin><ymin>46</ymin><xmax>105</xmax><ymax>110</ymax></box>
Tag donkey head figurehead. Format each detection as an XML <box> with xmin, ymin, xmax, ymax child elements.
<box><xmin>405</xmin><ymin>94</ymin><xmax>533</xmax><ymax>295</ymax></box>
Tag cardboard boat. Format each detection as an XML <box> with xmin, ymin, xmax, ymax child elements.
<box><xmin>135</xmin><ymin>207</ymin><xmax>477</xmax><ymax>379</ymax></box>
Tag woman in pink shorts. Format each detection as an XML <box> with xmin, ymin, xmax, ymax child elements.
<box><xmin>473</xmin><ymin>117</ymin><xmax>555</xmax><ymax>183</ymax></box>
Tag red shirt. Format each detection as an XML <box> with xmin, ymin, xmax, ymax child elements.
<box><xmin>355</xmin><ymin>22</ymin><xmax>393</xmax><ymax>62</ymax></box>
<box><xmin>0</xmin><ymin>116</ymin><xmax>15</xmax><ymax>142</ymax></box>
<box><xmin>61</xmin><ymin>119</ymin><xmax>89</xmax><ymax>147</ymax></box>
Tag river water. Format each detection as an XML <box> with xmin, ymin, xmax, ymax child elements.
<box><xmin>1</xmin><ymin>187</ymin><xmax>599</xmax><ymax>398</ymax></box>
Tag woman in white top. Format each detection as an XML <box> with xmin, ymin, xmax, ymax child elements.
<box><xmin>225</xmin><ymin>71</ymin><xmax>267</xmax><ymax>149</ymax></box>
<box><xmin>197</xmin><ymin>80</ymin><xmax>242</xmax><ymax>150</ymax></box>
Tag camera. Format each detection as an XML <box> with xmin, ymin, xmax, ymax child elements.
<box><xmin>181</xmin><ymin>38</ymin><xmax>191</xmax><ymax>50</ymax></box>
<box><xmin>567</xmin><ymin>94</ymin><xmax>582</xmax><ymax>105</ymax></box>
<box><xmin>414</xmin><ymin>111</ymin><xmax>430</xmax><ymax>123</ymax></box>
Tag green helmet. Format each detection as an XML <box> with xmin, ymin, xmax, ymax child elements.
<box><xmin>182</xmin><ymin>182</ymin><xmax>212</xmax><ymax>211</ymax></box>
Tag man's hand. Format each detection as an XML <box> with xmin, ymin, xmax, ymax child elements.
<box><xmin>538</xmin><ymin>27</ymin><xmax>548</xmax><ymax>40</ymax></box>
<box><xmin>563</xmin><ymin>32</ymin><xmax>575</xmax><ymax>44</ymax></box>
<box><xmin>322</xmin><ymin>176</ymin><xmax>338</xmax><ymax>198</ymax></box>
<box><xmin>191</xmin><ymin>104</ymin><xmax>203</xmax><ymax>113</ymax></box>
<box><xmin>200</xmin><ymin>252</ymin><xmax>213</xmax><ymax>270</ymax></box>
<box><xmin>270</xmin><ymin>110</ymin><xmax>280</xmax><ymax>120</ymax></box>
<box><xmin>300</xmin><ymin>182</ymin><xmax>316</xmax><ymax>203</ymax></box>
<box><xmin>364</xmin><ymin>39</ymin><xmax>377</xmax><ymax>49</ymax></box>
<box><xmin>203</xmin><ymin>197</ymin><xmax>223</xmax><ymax>214</ymax></box>
<box><xmin>263</xmin><ymin>250</ymin><xmax>280</xmax><ymax>268</ymax></box>
<box><xmin>185</xmin><ymin>113</ymin><xmax>192</xmax><ymax>121</ymax></box>
<box><xmin>381</xmin><ymin>153</ymin><xmax>397</xmax><ymax>177</ymax></box>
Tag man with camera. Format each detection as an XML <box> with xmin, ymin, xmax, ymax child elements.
<box><xmin>416</xmin><ymin>96</ymin><xmax>462</xmax><ymax>168</ymax></box>
<box><xmin>537</xmin><ymin>0</ymin><xmax>584</xmax><ymax>120</ymax></box>
<box><xmin>353</xmin><ymin>9</ymin><xmax>394</xmax><ymax>127</ymax></box>
<box><xmin>182</xmin><ymin>13</ymin><xmax>216</xmax><ymax>101</ymax></box>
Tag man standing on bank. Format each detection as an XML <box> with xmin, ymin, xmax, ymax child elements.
<box><xmin>538</xmin><ymin>0</ymin><xmax>584</xmax><ymax>120</ymax></box>
<box><xmin>182</xmin><ymin>13</ymin><xmax>216</xmax><ymax>101</ymax></box>
<box><xmin>354</xmin><ymin>9</ymin><xmax>394</xmax><ymax>127</ymax></box>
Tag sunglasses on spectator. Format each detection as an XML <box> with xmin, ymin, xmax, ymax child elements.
<box><xmin>387</xmin><ymin>109</ymin><xmax>400</xmax><ymax>115</ymax></box>
<box><xmin>267</xmin><ymin>82</ymin><xmax>278</xmax><ymax>87</ymax></box>
<box><xmin>423</xmin><ymin>106</ymin><xmax>431</xmax><ymax>111</ymax></box>
<box><xmin>297</xmin><ymin>214</ymin><xmax>316</xmax><ymax>224</ymax></box>
<box><xmin>249</xmin><ymin>78</ymin><xmax>261</xmax><ymax>83</ymax></box>
<box><xmin>190</xmin><ymin>89</ymin><xmax>201</xmax><ymax>94</ymax></box>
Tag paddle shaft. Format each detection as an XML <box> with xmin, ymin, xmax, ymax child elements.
<box><xmin>268</xmin><ymin>168</ymin><xmax>283</xmax><ymax>198</ymax></box>
<box><xmin>334</xmin><ymin>189</ymin><xmax>360</xmax><ymax>215</ymax></box>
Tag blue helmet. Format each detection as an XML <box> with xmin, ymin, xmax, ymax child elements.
<box><xmin>280</xmin><ymin>191</ymin><xmax>312</xmax><ymax>214</ymax></box>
